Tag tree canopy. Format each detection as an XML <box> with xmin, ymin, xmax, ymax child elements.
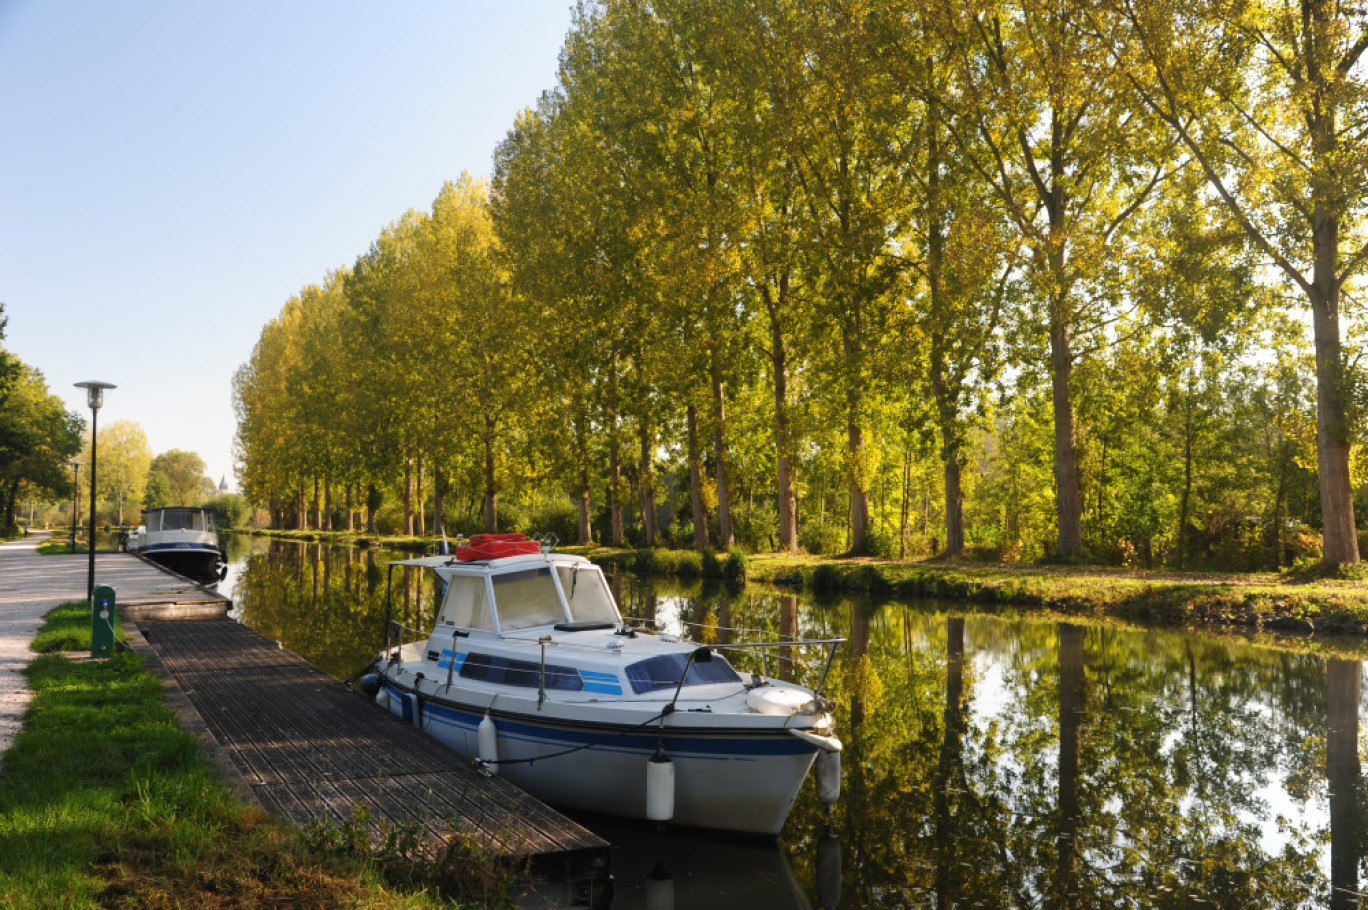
<box><xmin>232</xmin><ymin>0</ymin><xmax>1368</xmax><ymax>570</ymax></box>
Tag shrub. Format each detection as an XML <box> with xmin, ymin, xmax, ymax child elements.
<box><xmin>204</xmin><ymin>493</ymin><xmax>252</xmax><ymax>529</ymax></box>
<box><xmin>632</xmin><ymin>548</ymin><xmax>661</xmax><ymax>574</ymax></box>
<box><xmin>799</xmin><ymin>521</ymin><xmax>846</xmax><ymax>556</ymax></box>
<box><xmin>859</xmin><ymin>529</ymin><xmax>897</xmax><ymax>559</ymax></box>
<box><xmin>811</xmin><ymin>563</ymin><xmax>842</xmax><ymax>593</ymax></box>
<box><xmin>730</xmin><ymin>500</ymin><xmax>777</xmax><ymax>552</ymax></box>
<box><xmin>527</xmin><ymin>498</ymin><xmax>579</xmax><ymax>545</ymax></box>
<box><xmin>722</xmin><ymin>551</ymin><xmax>747</xmax><ymax>581</ymax></box>
<box><xmin>373</xmin><ymin>504</ymin><xmax>405</xmax><ymax>536</ymax></box>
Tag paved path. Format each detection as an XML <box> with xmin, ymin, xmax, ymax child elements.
<box><xmin>0</xmin><ymin>533</ymin><xmax>87</xmax><ymax>754</ymax></box>
<box><xmin>0</xmin><ymin>532</ymin><xmax>226</xmax><ymax>755</ymax></box>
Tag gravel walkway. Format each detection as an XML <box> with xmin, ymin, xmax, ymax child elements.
<box><xmin>0</xmin><ymin>533</ymin><xmax>91</xmax><ymax>755</ymax></box>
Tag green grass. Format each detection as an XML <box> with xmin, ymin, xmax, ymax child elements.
<box><xmin>0</xmin><ymin>602</ymin><xmax>468</xmax><ymax>909</ymax></box>
<box><xmin>35</xmin><ymin>538</ymin><xmax>83</xmax><ymax>555</ymax></box>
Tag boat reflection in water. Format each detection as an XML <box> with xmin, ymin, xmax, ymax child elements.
<box><xmin>539</xmin><ymin>814</ymin><xmax>836</xmax><ymax>910</ymax></box>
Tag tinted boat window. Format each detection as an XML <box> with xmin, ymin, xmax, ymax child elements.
<box><xmin>493</xmin><ymin>568</ymin><xmax>565</xmax><ymax>630</ymax></box>
<box><xmin>625</xmin><ymin>653</ymin><xmax>742</xmax><ymax>694</ymax></box>
<box><xmin>555</xmin><ymin>565</ymin><xmax>619</xmax><ymax>624</ymax></box>
<box><xmin>459</xmin><ymin>652</ymin><xmax>583</xmax><ymax>691</ymax></box>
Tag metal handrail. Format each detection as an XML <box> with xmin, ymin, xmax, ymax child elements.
<box><xmin>384</xmin><ymin>619</ymin><xmax>428</xmax><ymax>665</ymax></box>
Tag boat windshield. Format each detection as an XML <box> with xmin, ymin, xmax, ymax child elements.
<box><xmin>555</xmin><ymin>565</ymin><xmax>619</xmax><ymax>624</ymax></box>
<box><xmin>156</xmin><ymin>509</ymin><xmax>209</xmax><ymax>532</ymax></box>
<box><xmin>439</xmin><ymin>575</ymin><xmax>493</xmax><ymax>631</ymax></box>
<box><xmin>493</xmin><ymin>567</ymin><xmax>566</xmax><ymax>631</ymax></box>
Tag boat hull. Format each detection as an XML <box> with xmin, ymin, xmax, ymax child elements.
<box><xmin>385</xmin><ymin>682</ymin><xmax>819</xmax><ymax>836</ymax></box>
<box><xmin>138</xmin><ymin>544</ymin><xmax>223</xmax><ymax>583</ymax></box>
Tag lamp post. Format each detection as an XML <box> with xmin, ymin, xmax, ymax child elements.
<box><xmin>75</xmin><ymin>381</ymin><xmax>115</xmax><ymax>601</ymax></box>
<box><xmin>69</xmin><ymin>460</ymin><xmax>83</xmax><ymax>553</ymax></box>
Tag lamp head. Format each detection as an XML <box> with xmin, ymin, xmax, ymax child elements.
<box><xmin>74</xmin><ymin>380</ymin><xmax>116</xmax><ymax>410</ymax></box>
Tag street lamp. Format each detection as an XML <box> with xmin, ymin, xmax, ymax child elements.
<box><xmin>69</xmin><ymin>460</ymin><xmax>83</xmax><ymax>553</ymax></box>
<box><xmin>75</xmin><ymin>381</ymin><xmax>115</xmax><ymax>601</ymax></box>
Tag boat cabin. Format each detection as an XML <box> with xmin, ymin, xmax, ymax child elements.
<box><xmin>392</xmin><ymin>548</ymin><xmax>745</xmax><ymax>701</ymax></box>
<box><xmin>432</xmin><ymin>556</ymin><xmax>619</xmax><ymax>634</ymax></box>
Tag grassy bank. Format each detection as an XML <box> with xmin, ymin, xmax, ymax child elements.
<box><xmin>571</xmin><ymin>547</ymin><xmax>1368</xmax><ymax>639</ymax></box>
<box><xmin>0</xmin><ymin>603</ymin><xmax>475</xmax><ymax>909</ymax></box>
<box><xmin>744</xmin><ymin>554</ymin><xmax>1368</xmax><ymax>635</ymax></box>
<box><xmin>234</xmin><ymin>528</ymin><xmax>1368</xmax><ymax>639</ymax></box>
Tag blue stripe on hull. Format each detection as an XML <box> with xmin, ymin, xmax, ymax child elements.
<box><xmin>410</xmin><ymin>690</ymin><xmax>815</xmax><ymax>759</ymax></box>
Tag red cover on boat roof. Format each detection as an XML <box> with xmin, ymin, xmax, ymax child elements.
<box><xmin>456</xmin><ymin>533</ymin><xmax>541</xmax><ymax>561</ymax></box>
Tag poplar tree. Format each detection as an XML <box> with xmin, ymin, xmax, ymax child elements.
<box><xmin>1110</xmin><ymin>0</ymin><xmax>1368</xmax><ymax>565</ymax></box>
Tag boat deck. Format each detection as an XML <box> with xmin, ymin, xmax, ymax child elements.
<box><xmin>129</xmin><ymin>616</ymin><xmax>610</xmax><ymax>884</ymax></box>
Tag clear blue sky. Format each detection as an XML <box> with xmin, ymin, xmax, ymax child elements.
<box><xmin>0</xmin><ymin>1</ymin><xmax>574</xmax><ymax>491</ymax></box>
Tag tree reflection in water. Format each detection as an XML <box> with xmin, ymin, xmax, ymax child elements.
<box><xmin>228</xmin><ymin>540</ymin><xmax>1366</xmax><ymax>909</ymax></box>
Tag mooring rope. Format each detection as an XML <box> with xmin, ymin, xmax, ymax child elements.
<box><xmin>474</xmin><ymin>707</ymin><xmax>673</xmax><ymax>775</ymax></box>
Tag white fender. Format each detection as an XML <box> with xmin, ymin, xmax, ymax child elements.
<box><xmin>646</xmin><ymin>753</ymin><xmax>675</xmax><ymax>822</ymax></box>
<box><xmin>478</xmin><ymin>712</ymin><xmax>499</xmax><ymax>775</ymax></box>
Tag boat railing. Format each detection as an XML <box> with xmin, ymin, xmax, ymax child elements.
<box><xmin>621</xmin><ymin>615</ymin><xmax>845</xmax><ymax>694</ymax></box>
<box><xmin>384</xmin><ymin>619</ymin><xmax>429</xmax><ymax>664</ymax></box>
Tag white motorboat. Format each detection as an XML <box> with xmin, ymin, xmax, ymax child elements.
<box><xmin>368</xmin><ymin>534</ymin><xmax>843</xmax><ymax>836</ymax></box>
<box><xmin>124</xmin><ymin>507</ymin><xmax>225</xmax><ymax>583</ymax></box>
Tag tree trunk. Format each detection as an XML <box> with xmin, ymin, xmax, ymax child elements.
<box><xmin>762</xmin><ymin>281</ymin><xmax>798</xmax><ymax>553</ymax></box>
<box><xmin>3</xmin><ymin>479</ymin><xmax>18</xmax><ymax>531</ymax></box>
<box><xmin>608</xmin><ymin>354</ymin><xmax>624</xmax><ymax>546</ymax></box>
<box><xmin>843</xmin><ymin>306</ymin><xmax>870</xmax><ymax>553</ymax></box>
<box><xmin>403</xmin><ymin>460</ymin><xmax>414</xmax><ymax>536</ymax></box>
<box><xmin>415</xmin><ymin>457</ymin><xmax>425</xmax><ymax>537</ymax></box>
<box><xmin>1270</xmin><ymin>446</ymin><xmax>1288</xmax><ymax>569</ymax></box>
<box><xmin>1178</xmin><ymin>396</ymin><xmax>1194</xmax><ymax>570</ymax></box>
<box><xmin>1311</xmin><ymin>200</ymin><xmax>1360</xmax><ymax>565</ymax></box>
<box><xmin>687</xmin><ymin>402</ymin><xmax>709</xmax><ymax>549</ymax></box>
<box><xmin>1049</xmin><ymin>289</ymin><xmax>1084</xmax><ymax>559</ymax></box>
<box><xmin>483</xmin><ymin>414</ymin><xmax>497</xmax><ymax>534</ymax></box>
<box><xmin>847</xmin><ymin>418</ymin><xmax>869</xmax><ymax>553</ymax></box>
<box><xmin>639</xmin><ymin>419</ymin><xmax>657</xmax><ymax>546</ymax></box>
<box><xmin>433</xmin><ymin>467</ymin><xmax>445</xmax><ymax>537</ymax></box>
<box><xmin>709</xmin><ymin>361</ymin><xmax>734</xmax><ymax>551</ymax></box>
<box><xmin>296</xmin><ymin>486</ymin><xmax>306</xmax><ymax>532</ymax></box>
<box><xmin>899</xmin><ymin>456</ymin><xmax>910</xmax><ymax>559</ymax></box>
<box><xmin>573</xmin><ymin>413</ymin><xmax>593</xmax><ymax>545</ymax></box>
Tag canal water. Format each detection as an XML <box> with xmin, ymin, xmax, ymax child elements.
<box><xmin>219</xmin><ymin>536</ymin><xmax>1367</xmax><ymax>909</ymax></box>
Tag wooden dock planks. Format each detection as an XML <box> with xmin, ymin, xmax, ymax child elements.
<box><xmin>134</xmin><ymin>617</ymin><xmax>609</xmax><ymax>872</ymax></box>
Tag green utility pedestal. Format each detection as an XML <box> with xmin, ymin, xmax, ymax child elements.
<box><xmin>91</xmin><ymin>585</ymin><xmax>117</xmax><ymax>659</ymax></box>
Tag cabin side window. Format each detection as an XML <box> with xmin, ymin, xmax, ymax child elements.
<box><xmin>458</xmin><ymin>653</ymin><xmax>584</xmax><ymax>691</ymax></box>
<box><xmin>441</xmin><ymin>575</ymin><xmax>493</xmax><ymax>631</ymax></box>
<box><xmin>625</xmin><ymin>653</ymin><xmax>743</xmax><ymax>694</ymax></box>
<box><xmin>555</xmin><ymin>565</ymin><xmax>619</xmax><ymax>624</ymax></box>
<box><xmin>492</xmin><ymin>568</ymin><xmax>566</xmax><ymax>631</ymax></box>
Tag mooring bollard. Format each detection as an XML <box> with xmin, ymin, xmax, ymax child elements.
<box><xmin>91</xmin><ymin>584</ymin><xmax>117</xmax><ymax>658</ymax></box>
